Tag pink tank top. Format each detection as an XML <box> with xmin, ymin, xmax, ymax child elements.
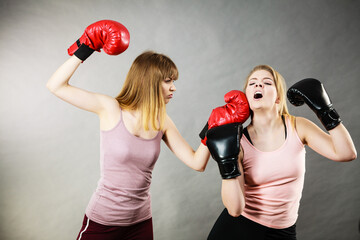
<box><xmin>240</xmin><ymin>117</ymin><xmax>305</xmax><ymax>229</ymax></box>
<box><xmin>85</xmin><ymin>109</ymin><xmax>163</xmax><ymax>226</ymax></box>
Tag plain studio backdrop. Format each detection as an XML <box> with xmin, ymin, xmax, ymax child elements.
<box><xmin>0</xmin><ymin>0</ymin><xmax>359</xmax><ymax>239</ymax></box>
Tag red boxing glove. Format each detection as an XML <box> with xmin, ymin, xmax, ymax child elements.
<box><xmin>208</xmin><ymin>90</ymin><xmax>250</xmax><ymax>128</ymax></box>
<box><xmin>201</xmin><ymin>90</ymin><xmax>250</xmax><ymax>145</ymax></box>
<box><xmin>68</xmin><ymin>20</ymin><xmax>130</xmax><ymax>61</ymax></box>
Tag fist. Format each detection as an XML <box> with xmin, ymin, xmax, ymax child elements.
<box><xmin>208</xmin><ymin>90</ymin><xmax>250</xmax><ymax>129</ymax></box>
<box><xmin>68</xmin><ymin>20</ymin><xmax>130</xmax><ymax>60</ymax></box>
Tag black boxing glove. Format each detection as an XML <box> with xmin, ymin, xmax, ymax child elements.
<box><xmin>206</xmin><ymin>122</ymin><xmax>242</xmax><ymax>179</ymax></box>
<box><xmin>287</xmin><ymin>78</ymin><xmax>342</xmax><ymax>131</ymax></box>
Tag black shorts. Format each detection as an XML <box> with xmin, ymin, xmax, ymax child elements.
<box><xmin>208</xmin><ymin>208</ymin><xmax>297</xmax><ymax>240</ymax></box>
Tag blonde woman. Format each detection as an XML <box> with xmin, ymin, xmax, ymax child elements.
<box><xmin>47</xmin><ymin>21</ymin><xmax>210</xmax><ymax>240</ymax></box>
<box><xmin>205</xmin><ymin>65</ymin><xmax>357</xmax><ymax>239</ymax></box>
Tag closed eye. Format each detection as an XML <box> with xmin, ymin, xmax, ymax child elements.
<box><xmin>263</xmin><ymin>78</ymin><xmax>274</xmax><ymax>85</ymax></box>
<box><xmin>164</xmin><ymin>79</ymin><xmax>175</xmax><ymax>84</ymax></box>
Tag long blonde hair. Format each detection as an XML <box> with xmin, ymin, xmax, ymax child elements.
<box><xmin>116</xmin><ymin>51</ymin><xmax>178</xmax><ymax>131</ymax></box>
<box><xmin>243</xmin><ymin>65</ymin><xmax>292</xmax><ymax>120</ymax></box>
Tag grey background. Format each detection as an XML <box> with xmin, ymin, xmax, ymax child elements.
<box><xmin>0</xmin><ymin>0</ymin><xmax>359</xmax><ymax>239</ymax></box>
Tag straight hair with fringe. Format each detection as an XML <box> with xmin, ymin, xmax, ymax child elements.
<box><xmin>115</xmin><ymin>51</ymin><xmax>178</xmax><ymax>131</ymax></box>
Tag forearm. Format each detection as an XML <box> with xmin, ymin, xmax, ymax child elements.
<box><xmin>163</xmin><ymin>121</ymin><xmax>210</xmax><ymax>172</ymax></box>
<box><xmin>176</xmin><ymin>143</ymin><xmax>210</xmax><ymax>172</ymax></box>
<box><xmin>329</xmin><ymin>123</ymin><xmax>357</xmax><ymax>161</ymax></box>
<box><xmin>192</xmin><ymin>144</ymin><xmax>211</xmax><ymax>172</ymax></box>
<box><xmin>46</xmin><ymin>56</ymin><xmax>82</xmax><ymax>93</ymax></box>
<box><xmin>221</xmin><ymin>177</ymin><xmax>245</xmax><ymax>217</ymax></box>
<box><xmin>288</xmin><ymin>79</ymin><xmax>357</xmax><ymax>162</ymax></box>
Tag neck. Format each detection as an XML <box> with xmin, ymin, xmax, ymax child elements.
<box><xmin>249</xmin><ymin>110</ymin><xmax>283</xmax><ymax>133</ymax></box>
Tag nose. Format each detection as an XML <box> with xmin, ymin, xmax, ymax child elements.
<box><xmin>255</xmin><ymin>83</ymin><xmax>263</xmax><ymax>88</ymax></box>
<box><xmin>170</xmin><ymin>83</ymin><xmax>176</xmax><ymax>91</ymax></box>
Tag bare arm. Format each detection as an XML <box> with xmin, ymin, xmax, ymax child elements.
<box><xmin>162</xmin><ymin>115</ymin><xmax>211</xmax><ymax>171</ymax></box>
<box><xmin>296</xmin><ymin>117</ymin><xmax>357</xmax><ymax>162</ymax></box>
<box><xmin>221</xmin><ymin>150</ymin><xmax>246</xmax><ymax>217</ymax></box>
<box><xmin>46</xmin><ymin>56</ymin><xmax>120</xmax><ymax>127</ymax></box>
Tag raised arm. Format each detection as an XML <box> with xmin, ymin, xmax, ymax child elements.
<box><xmin>287</xmin><ymin>78</ymin><xmax>357</xmax><ymax>161</ymax></box>
<box><xmin>46</xmin><ymin>56</ymin><xmax>112</xmax><ymax>115</ymax></box>
<box><xmin>46</xmin><ymin>20</ymin><xmax>130</xmax><ymax>117</ymax></box>
<box><xmin>295</xmin><ymin>117</ymin><xmax>356</xmax><ymax>162</ymax></box>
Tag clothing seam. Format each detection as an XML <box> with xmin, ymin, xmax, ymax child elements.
<box><xmin>78</xmin><ymin>217</ymin><xmax>90</xmax><ymax>240</ymax></box>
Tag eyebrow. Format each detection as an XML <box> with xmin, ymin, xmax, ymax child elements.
<box><xmin>249</xmin><ymin>77</ymin><xmax>274</xmax><ymax>81</ymax></box>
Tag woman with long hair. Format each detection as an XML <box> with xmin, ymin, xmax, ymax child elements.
<box><xmin>47</xmin><ymin>20</ymin><xmax>210</xmax><ymax>240</ymax></box>
<box><xmin>205</xmin><ymin>65</ymin><xmax>356</xmax><ymax>239</ymax></box>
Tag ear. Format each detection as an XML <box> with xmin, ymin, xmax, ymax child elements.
<box><xmin>275</xmin><ymin>96</ymin><xmax>280</xmax><ymax>104</ymax></box>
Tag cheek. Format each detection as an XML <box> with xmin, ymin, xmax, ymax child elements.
<box><xmin>269</xmin><ymin>88</ymin><xmax>278</xmax><ymax>99</ymax></box>
<box><xmin>160</xmin><ymin>84</ymin><xmax>167</xmax><ymax>94</ymax></box>
<box><xmin>245</xmin><ymin>88</ymin><xmax>252</xmax><ymax>99</ymax></box>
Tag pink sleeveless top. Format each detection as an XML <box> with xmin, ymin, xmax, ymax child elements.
<box><xmin>240</xmin><ymin>117</ymin><xmax>305</xmax><ymax>229</ymax></box>
<box><xmin>85</xmin><ymin>109</ymin><xmax>163</xmax><ymax>226</ymax></box>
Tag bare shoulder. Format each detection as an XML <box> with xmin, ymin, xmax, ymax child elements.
<box><xmin>97</xmin><ymin>94</ymin><xmax>121</xmax><ymax>125</ymax></box>
<box><xmin>163</xmin><ymin>114</ymin><xmax>175</xmax><ymax>132</ymax></box>
<box><xmin>294</xmin><ymin>116</ymin><xmax>322</xmax><ymax>144</ymax></box>
<box><xmin>98</xmin><ymin>94</ymin><xmax>120</xmax><ymax>110</ymax></box>
<box><xmin>294</xmin><ymin>116</ymin><xmax>310</xmax><ymax>127</ymax></box>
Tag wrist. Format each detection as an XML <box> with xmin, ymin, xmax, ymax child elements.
<box><xmin>199</xmin><ymin>122</ymin><xmax>209</xmax><ymax>146</ymax></box>
<box><xmin>217</xmin><ymin>157</ymin><xmax>241</xmax><ymax>179</ymax></box>
<box><xmin>201</xmin><ymin>137</ymin><xmax>207</xmax><ymax>146</ymax></box>
<box><xmin>73</xmin><ymin>42</ymin><xmax>95</xmax><ymax>61</ymax></box>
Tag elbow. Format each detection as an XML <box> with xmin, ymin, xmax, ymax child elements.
<box><xmin>347</xmin><ymin>151</ymin><xmax>357</xmax><ymax>162</ymax></box>
<box><xmin>342</xmin><ymin>152</ymin><xmax>357</xmax><ymax>162</ymax></box>
<box><xmin>46</xmin><ymin>81</ymin><xmax>56</xmax><ymax>93</ymax></box>
<box><xmin>227</xmin><ymin>206</ymin><xmax>244</xmax><ymax>218</ymax></box>
<box><xmin>226</xmin><ymin>202</ymin><xmax>245</xmax><ymax>218</ymax></box>
<box><xmin>351</xmin><ymin>149</ymin><xmax>357</xmax><ymax>161</ymax></box>
<box><xmin>227</xmin><ymin>210</ymin><xmax>242</xmax><ymax>218</ymax></box>
<box><xmin>46</xmin><ymin>81</ymin><xmax>67</xmax><ymax>95</ymax></box>
<box><xmin>194</xmin><ymin>166</ymin><xmax>206</xmax><ymax>172</ymax></box>
<box><xmin>338</xmin><ymin>149</ymin><xmax>357</xmax><ymax>162</ymax></box>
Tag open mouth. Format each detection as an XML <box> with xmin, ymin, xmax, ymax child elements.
<box><xmin>254</xmin><ymin>91</ymin><xmax>263</xmax><ymax>99</ymax></box>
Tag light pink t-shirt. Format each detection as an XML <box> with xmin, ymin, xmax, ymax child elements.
<box><xmin>85</xmin><ymin>110</ymin><xmax>163</xmax><ymax>226</ymax></box>
<box><xmin>240</xmin><ymin>117</ymin><xmax>306</xmax><ymax>229</ymax></box>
